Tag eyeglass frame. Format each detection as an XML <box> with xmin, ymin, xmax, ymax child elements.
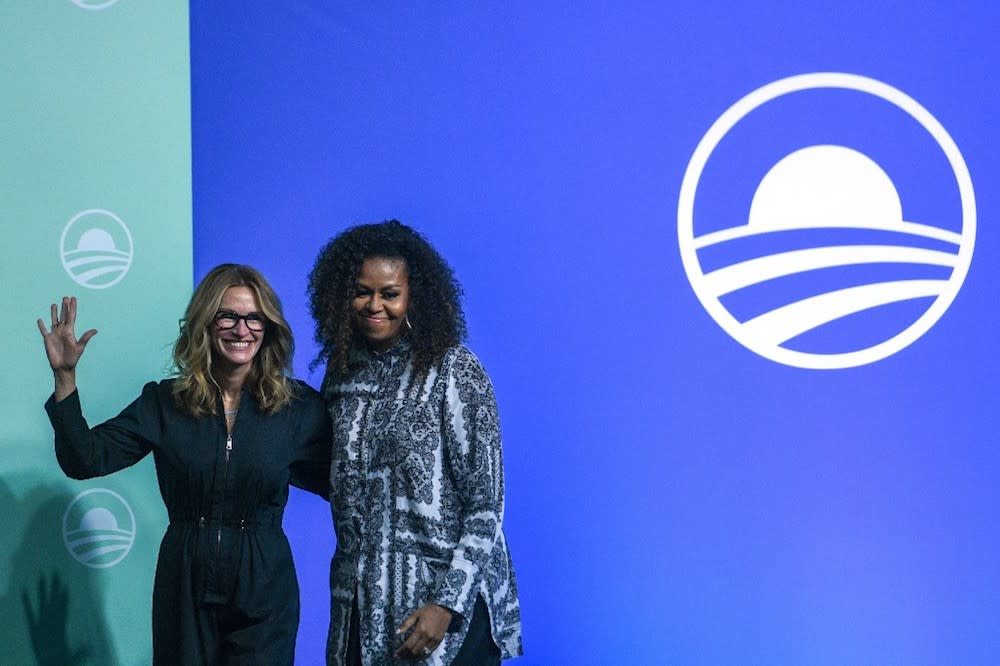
<box><xmin>213</xmin><ymin>309</ymin><xmax>268</xmax><ymax>331</ymax></box>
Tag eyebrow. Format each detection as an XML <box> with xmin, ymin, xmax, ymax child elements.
<box><xmin>355</xmin><ymin>283</ymin><xmax>402</xmax><ymax>290</ymax></box>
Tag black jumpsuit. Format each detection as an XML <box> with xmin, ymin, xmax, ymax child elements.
<box><xmin>45</xmin><ymin>379</ymin><xmax>331</xmax><ymax>665</ymax></box>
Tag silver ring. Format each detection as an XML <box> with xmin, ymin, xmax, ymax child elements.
<box><xmin>422</xmin><ymin>646</ymin><xmax>431</xmax><ymax>655</ymax></box>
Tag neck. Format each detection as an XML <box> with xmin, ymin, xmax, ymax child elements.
<box><xmin>366</xmin><ymin>332</ymin><xmax>407</xmax><ymax>354</ymax></box>
<box><xmin>214</xmin><ymin>367</ymin><xmax>249</xmax><ymax>407</ymax></box>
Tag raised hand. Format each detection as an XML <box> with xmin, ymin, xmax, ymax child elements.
<box><xmin>22</xmin><ymin>572</ymin><xmax>91</xmax><ymax>666</ymax></box>
<box><xmin>37</xmin><ymin>297</ymin><xmax>97</xmax><ymax>400</ymax></box>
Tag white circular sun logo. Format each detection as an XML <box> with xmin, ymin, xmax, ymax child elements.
<box><xmin>60</xmin><ymin>209</ymin><xmax>134</xmax><ymax>289</ymax></box>
<box><xmin>62</xmin><ymin>488</ymin><xmax>136</xmax><ymax>568</ymax></box>
<box><xmin>678</xmin><ymin>73</ymin><xmax>976</xmax><ymax>369</ymax></box>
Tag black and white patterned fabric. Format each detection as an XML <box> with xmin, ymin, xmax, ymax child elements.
<box><xmin>324</xmin><ymin>340</ymin><xmax>523</xmax><ymax>665</ymax></box>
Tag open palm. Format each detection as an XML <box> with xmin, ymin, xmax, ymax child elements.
<box><xmin>37</xmin><ymin>297</ymin><xmax>97</xmax><ymax>372</ymax></box>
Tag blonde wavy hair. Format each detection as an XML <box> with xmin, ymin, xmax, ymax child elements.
<box><xmin>172</xmin><ymin>264</ymin><xmax>295</xmax><ymax>416</ymax></box>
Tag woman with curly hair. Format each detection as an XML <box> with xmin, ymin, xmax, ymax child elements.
<box><xmin>38</xmin><ymin>264</ymin><xmax>331</xmax><ymax>664</ymax></box>
<box><xmin>309</xmin><ymin>220</ymin><xmax>523</xmax><ymax>665</ymax></box>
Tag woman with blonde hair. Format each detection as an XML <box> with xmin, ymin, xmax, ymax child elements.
<box><xmin>39</xmin><ymin>263</ymin><xmax>331</xmax><ymax>665</ymax></box>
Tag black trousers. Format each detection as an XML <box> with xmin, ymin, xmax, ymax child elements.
<box><xmin>153</xmin><ymin>599</ymin><xmax>297</xmax><ymax>665</ymax></box>
<box><xmin>348</xmin><ymin>595</ymin><xmax>500</xmax><ymax>665</ymax></box>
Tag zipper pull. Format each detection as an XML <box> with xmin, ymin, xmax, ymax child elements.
<box><xmin>226</xmin><ymin>434</ymin><xmax>233</xmax><ymax>461</ymax></box>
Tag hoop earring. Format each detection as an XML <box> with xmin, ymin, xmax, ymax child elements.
<box><xmin>404</xmin><ymin>315</ymin><xmax>412</xmax><ymax>331</ymax></box>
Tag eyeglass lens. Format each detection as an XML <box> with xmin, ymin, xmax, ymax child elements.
<box><xmin>215</xmin><ymin>310</ymin><xmax>266</xmax><ymax>331</ymax></box>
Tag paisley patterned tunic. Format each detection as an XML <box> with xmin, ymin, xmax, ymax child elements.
<box><xmin>324</xmin><ymin>341</ymin><xmax>522</xmax><ymax>665</ymax></box>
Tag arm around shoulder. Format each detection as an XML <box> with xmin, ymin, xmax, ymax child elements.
<box><xmin>288</xmin><ymin>381</ymin><xmax>333</xmax><ymax>498</ymax></box>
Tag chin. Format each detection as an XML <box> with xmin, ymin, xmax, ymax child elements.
<box><xmin>365</xmin><ymin>333</ymin><xmax>398</xmax><ymax>349</ymax></box>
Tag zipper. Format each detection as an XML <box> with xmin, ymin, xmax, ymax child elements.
<box><xmin>217</xmin><ymin>431</ymin><xmax>233</xmax><ymax>561</ymax></box>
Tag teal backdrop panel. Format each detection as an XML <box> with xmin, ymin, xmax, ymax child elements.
<box><xmin>0</xmin><ymin>2</ymin><xmax>191</xmax><ymax>664</ymax></box>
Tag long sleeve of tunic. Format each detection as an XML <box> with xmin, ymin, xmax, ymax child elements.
<box><xmin>325</xmin><ymin>342</ymin><xmax>522</xmax><ymax>666</ymax></box>
<box><xmin>45</xmin><ymin>379</ymin><xmax>332</xmax><ymax>662</ymax></box>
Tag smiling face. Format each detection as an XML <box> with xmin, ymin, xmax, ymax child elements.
<box><xmin>353</xmin><ymin>256</ymin><xmax>410</xmax><ymax>352</ymax></box>
<box><xmin>210</xmin><ymin>286</ymin><xmax>266</xmax><ymax>376</ymax></box>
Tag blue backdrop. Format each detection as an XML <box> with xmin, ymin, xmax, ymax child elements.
<box><xmin>190</xmin><ymin>3</ymin><xmax>1000</xmax><ymax>664</ymax></box>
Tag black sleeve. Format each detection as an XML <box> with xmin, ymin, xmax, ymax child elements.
<box><xmin>288</xmin><ymin>384</ymin><xmax>333</xmax><ymax>499</ymax></box>
<box><xmin>44</xmin><ymin>383</ymin><xmax>160</xmax><ymax>480</ymax></box>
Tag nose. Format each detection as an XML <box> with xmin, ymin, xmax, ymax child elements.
<box><xmin>233</xmin><ymin>318</ymin><xmax>252</xmax><ymax>334</ymax></box>
<box><xmin>365</xmin><ymin>295</ymin><xmax>382</xmax><ymax>312</ymax></box>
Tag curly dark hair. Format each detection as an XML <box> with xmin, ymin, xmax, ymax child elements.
<box><xmin>308</xmin><ymin>220</ymin><xmax>466</xmax><ymax>379</ymax></box>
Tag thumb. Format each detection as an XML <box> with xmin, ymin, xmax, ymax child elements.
<box><xmin>79</xmin><ymin>329</ymin><xmax>98</xmax><ymax>346</ymax></box>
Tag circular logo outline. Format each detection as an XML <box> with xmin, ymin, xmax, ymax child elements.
<box><xmin>62</xmin><ymin>487</ymin><xmax>137</xmax><ymax>569</ymax></box>
<box><xmin>70</xmin><ymin>0</ymin><xmax>121</xmax><ymax>10</ymax></box>
<box><xmin>60</xmin><ymin>208</ymin><xmax>135</xmax><ymax>290</ymax></box>
<box><xmin>677</xmin><ymin>72</ymin><xmax>976</xmax><ymax>369</ymax></box>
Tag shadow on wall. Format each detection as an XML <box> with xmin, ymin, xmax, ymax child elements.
<box><xmin>0</xmin><ymin>477</ymin><xmax>117</xmax><ymax>665</ymax></box>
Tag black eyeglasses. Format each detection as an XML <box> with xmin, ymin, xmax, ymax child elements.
<box><xmin>214</xmin><ymin>310</ymin><xmax>268</xmax><ymax>331</ymax></box>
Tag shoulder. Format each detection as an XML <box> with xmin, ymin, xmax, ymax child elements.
<box><xmin>439</xmin><ymin>345</ymin><xmax>494</xmax><ymax>390</ymax></box>
<box><xmin>286</xmin><ymin>378</ymin><xmax>326</xmax><ymax>409</ymax></box>
<box><xmin>282</xmin><ymin>380</ymin><xmax>330</xmax><ymax>436</ymax></box>
<box><xmin>138</xmin><ymin>379</ymin><xmax>175</xmax><ymax>402</ymax></box>
<box><xmin>115</xmin><ymin>379</ymin><xmax>183</xmax><ymax>420</ymax></box>
<box><xmin>441</xmin><ymin>345</ymin><xmax>487</xmax><ymax>372</ymax></box>
<box><xmin>288</xmin><ymin>377</ymin><xmax>321</xmax><ymax>396</ymax></box>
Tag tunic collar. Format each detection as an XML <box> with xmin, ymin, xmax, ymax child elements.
<box><xmin>353</xmin><ymin>335</ymin><xmax>412</xmax><ymax>363</ymax></box>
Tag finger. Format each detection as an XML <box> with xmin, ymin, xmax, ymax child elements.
<box><xmin>50</xmin><ymin>303</ymin><xmax>59</xmax><ymax>328</ymax></box>
<box><xmin>68</xmin><ymin>296</ymin><xmax>78</xmax><ymax>326</ymax></box>
<box><xmin>409</xmin><ymin>636</ymin><xmax>436</xmax><ymax>658</ymax></box>
<box><xmin>54</xmin><ymin>573</ymin><xmax>68</xmax><ymax>605</ymax></box>
<box><xmin>21</xmin><ymin>591</ymin><xmax>38</xmax><ymax>626</ymax></box>
<box><xmin>405</xmin><ymin>638</ymin><xmax>436</xmax><ymax>660</ymax></box>
<box><xmin>78</xmin><ymin>328</ymin><xmax>98</xmax><ymax>347</ymax></box>
<box><xmin>396</xmin><ymin>611</ymin><xmax>418</xmax><ymax>635</ymax></box>
<box><xmin>401</xmin><ymin>628</ymin><xmax>432</xmax><ymax>658</ymax></box>
<box><xmin>60</xmin><ymin>297</ymin><xmax>70</xmax><ymax>325</ymax></box>
<box><xmin>395</xmin><ymin>615</ymin><xmax>422</xmax><ymax>657</ymax></box>
<box><xmin>37</xmin><ymin>318</ymin><xmax>50</xmax><ymax>337</ymax></box>
<box><xmin>395</xmin><ymin>634</ymin><xmax>423</xmax><ymax>659</ymax></box>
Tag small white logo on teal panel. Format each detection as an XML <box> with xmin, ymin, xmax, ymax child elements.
<box><xmin>60</xmin><ymin>209</ymin><xmax>134</xmax><ymax>289</ymax></box>
<box><xmin>62</xmin><ymin>488</ymin><xmax>136</xmax><ymax>568</ymax></box>
<box><xmin>70</xmin><ymin>0</ymin><xmax>121</xmax><ymax>10</ymax></box>
<box><xmin>678</xmin><ymin>73</ymin><xmax>976</xmax><ymax>369</ymax></box>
